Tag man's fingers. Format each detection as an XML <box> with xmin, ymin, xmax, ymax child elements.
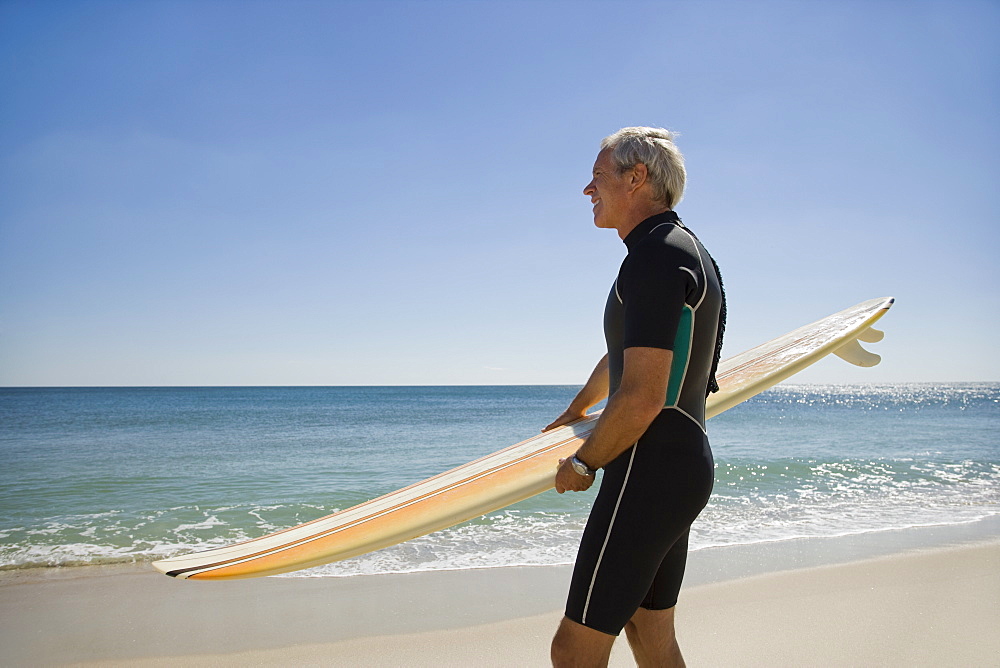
<box><xmin>543</xmin><ymin>411</ymin><xmax>583</xmax><ymax>433</ymax></box>
<box><xmin>543</xmin><ymin>417</ymin><xmax>567</xmax><ymax>432</ymax></box>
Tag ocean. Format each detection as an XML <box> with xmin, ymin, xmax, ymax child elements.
<box><xmin>1</xmin><ymin>384</ymin><xmax>997</xmax><ymax>577</ymax></box>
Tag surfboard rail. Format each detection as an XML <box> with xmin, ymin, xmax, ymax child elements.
<box><xmin>153</xmin><ymin>296</ymin><xmax>893</xmax><ymax>580</ymax></box>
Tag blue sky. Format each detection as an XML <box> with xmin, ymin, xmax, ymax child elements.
<box><xmin>1</xmin><ymin>0</ymin><xmax>997</xmax><ymax>386</ymax></box>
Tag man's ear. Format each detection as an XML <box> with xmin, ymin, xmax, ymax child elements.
<box><xmin>627</xmin><ymin>162</ymin><xmax>648</xmax><ymax>193</ymax></box>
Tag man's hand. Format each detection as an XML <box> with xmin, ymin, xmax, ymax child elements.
<box><xmin>543</xmin><ymin>409</ymin><xmax>586</xmax><ymax>433</ymax></box>
<box><xmin>542</xmin><ymin>355</ymin><xmax>609</xmax><ymax>433</ymax></box>
<box><xmin>555</xmin><ymin>457</ymin><xmax>595</xmax><ymax>493</ymax></box>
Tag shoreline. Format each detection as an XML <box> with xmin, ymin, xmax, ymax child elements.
<box><xmin>2</xmin><ymin>525</ymin><xmax>999</xmax><ymax>666</ymax></box>
<box><xmin>7</xmin><ymin>511</ymin><xmax>998</xmax><ymax>582</ymax></box>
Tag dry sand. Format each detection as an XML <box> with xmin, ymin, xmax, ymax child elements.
<box><xmin>2</xmin><ymin>540</ymin><xmax>997</xmax><ymax>667</ymax></box>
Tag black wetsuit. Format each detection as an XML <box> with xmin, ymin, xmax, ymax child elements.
<box><xmin>565</xmin><ymin>210</ymin><xmax>722</xmax><ymax>636</ymax></box>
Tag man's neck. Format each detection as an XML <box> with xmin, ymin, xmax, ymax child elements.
<box><xmin>615</xmin><ymin>203</ymin><xmax>673</xmax><ymax>240</ymax></box>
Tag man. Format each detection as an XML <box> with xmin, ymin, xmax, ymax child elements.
<box><xmin>545</xmin><ymin>127</ymin><xmax>724</xmax><ymax>668</ymax></box>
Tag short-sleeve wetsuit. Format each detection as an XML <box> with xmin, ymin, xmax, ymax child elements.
<box><xmin>564</xmin><ymin>210</ymin><xmax>722</xmax><ymax>636</ymax></box>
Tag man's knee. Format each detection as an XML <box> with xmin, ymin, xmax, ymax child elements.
<box><xmin>629</xmin><ymin>605</ymin><xmax>678</xmax><ymax>639</ymax></box>
<box><xmin>550</xmin><ymin>617</ymin><xmax>583</xmax><ymax>665</ymax></box>
<box><xmin>551</xmin><ymin>621</ymin><xmax>585</xmax><ymax>667</ymax></box>
<box><xmin>550</xmin><ymin>626</ymin><xmax>572</xmax><ymax>666</ymax></box>
<box><xmin>551</xmin><ymin>616</ymin><xmax>616</xmax><ymax>667</ymax></box>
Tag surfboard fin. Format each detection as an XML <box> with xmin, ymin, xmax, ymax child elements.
<box><xmin>832</xmin><ymin>335</ymin><xmax>882</xmax><ymax>367</ymax></box>
<box><xmin>856</xmin><ymin>327</ymin><xmax>884</xmax><ymax>343</ymax></box>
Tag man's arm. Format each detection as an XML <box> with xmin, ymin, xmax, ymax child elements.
<box><xmin>554</xmin><ymin>347</ymin><xmax>672</xmax><ymax>493</ymax></box>
<box><xmin>542</xmin><ymin>355</ymin><xmax>610</xmax><ymax>433</ymax></box>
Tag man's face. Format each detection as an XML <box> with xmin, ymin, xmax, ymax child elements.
<box><xmin>584</xmin><ymin>149</ymin><xmax>630</xmax><ymax>230</ymax></box>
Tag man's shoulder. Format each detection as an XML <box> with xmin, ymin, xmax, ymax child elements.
<box><xmin>630</xmin><ymin>223</ymin><xmax>699</xmax><ymax>263</ymax></box>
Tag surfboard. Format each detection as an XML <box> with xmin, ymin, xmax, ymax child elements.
<box><xmin>153</xmin><ymin>296</ymin><xmax>893</xmax><ymax>580</ymax></box>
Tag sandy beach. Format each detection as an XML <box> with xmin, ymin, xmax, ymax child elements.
<box><xmin>1</xmin><ymin>537</ymin><xmax>997</xmax><ymax>667</ymax></box>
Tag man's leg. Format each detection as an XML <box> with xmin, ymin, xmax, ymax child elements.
<box><xmin>551</xmin><ymin>616</ymin><xmax>617</xmax><ymax>668</ymax></box>
<box><xmin>623</xmin><ymin>606</ymin><xmax>685</xmax><ymax>668</ymax></box>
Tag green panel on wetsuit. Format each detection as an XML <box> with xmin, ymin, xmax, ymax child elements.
<box><xmin>665</xmin><ymin>305</ymin><xmax>693</xmax><ymax>407</ymax></box>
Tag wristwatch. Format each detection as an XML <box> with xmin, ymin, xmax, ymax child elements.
<box><xmin>570</xmin><ymin>454</ymin><xmax>596</xmax><ymax>477</ymax></box>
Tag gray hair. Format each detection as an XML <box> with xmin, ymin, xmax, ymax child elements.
<box><xmin>600</xmin><ymin>127</ymin><xmax>686</xmax><ymax>209</ymax></box>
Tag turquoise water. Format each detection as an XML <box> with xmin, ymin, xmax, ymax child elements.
<box><xmin>1</xmin><ymin>384</ymin><xmax>997</xmax><ymax>576</ymax></box>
